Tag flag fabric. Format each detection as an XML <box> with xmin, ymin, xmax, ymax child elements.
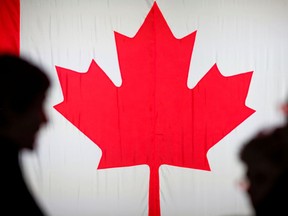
<box><xmin>0</xmin><ymin>0</ymin><xmax>19</xmax><ymax>55</ymax></box>
<box><xmin>1</xmin><ymin>0</ymin><xmax>288</xmax><ymax>216</ymax></box>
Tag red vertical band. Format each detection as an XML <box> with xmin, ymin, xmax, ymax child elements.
<box><xmin>0</xmin><ymin>0</ymin><xmax>20</xmax><ymax>56</ymax></box>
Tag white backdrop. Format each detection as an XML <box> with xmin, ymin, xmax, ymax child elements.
<box><xmin>19</xmin><ymin>0</ymin><xmax>288</xmax><ymax>215</ymax></box>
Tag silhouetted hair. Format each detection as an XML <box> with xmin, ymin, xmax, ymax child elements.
<box><xmin>240</xmin><ymin>123</ymin><xmax>288</xmax><ymax>168</ymax></box>
<box><xmin>239</xmin><ymin>121</ymin><xmax>288</xmax><ymax>216</ymax></box>
<box><xmin>0</xmin><ymin>54</ymin><xmax>50</xmax><ymax>113</ymax></box>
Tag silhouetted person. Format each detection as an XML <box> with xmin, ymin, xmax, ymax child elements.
<box><xmin>239</xmin><ymin>104</ymin><xmax>288</xmax><ymax>216</ymax></box>
<box><xmin>0</xmin><ymin>54</ymin><xmax>50</xmax><ymax>215</ymax></box>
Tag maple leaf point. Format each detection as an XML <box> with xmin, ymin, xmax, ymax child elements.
<box><xmin>54</xmin><ymin>2</ymin><xmax>255</xmax><ymax>216</ymax></box>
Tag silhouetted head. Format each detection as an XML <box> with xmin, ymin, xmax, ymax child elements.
<box><xmin>240</xmin><ymin>123</ymin><xmax>288</xmax><ymax>215</ymax></box>
<box><xmin>0</xmin><ymin>54</ymin><xmax>50</xmax><ymax>150</ymax></box>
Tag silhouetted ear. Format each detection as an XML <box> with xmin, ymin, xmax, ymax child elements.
<box><xmin>0</xmin><ymin>106</ymin><xmax>7</xmax><ymax>128</ymax></box>
<box><xmin>0</xmin><ymin>105</ymin><xmax>15</xmax><ymax>129</ymax></box>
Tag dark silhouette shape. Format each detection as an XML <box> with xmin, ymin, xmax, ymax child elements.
<box><xmin>239</xmin><ymin>101</ymin><xmax>288</xmax><ymax>216</ymax></box>
<box><xmin>0</xmin><ymin>54</ymin><xmax>50</xmax><ymax>215</ymax></box>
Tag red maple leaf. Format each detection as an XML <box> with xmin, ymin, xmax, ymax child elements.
<box><xmin>54</xmin><ymin>2</ymin><xmax>255</xmax><ymax>216</ymax></box>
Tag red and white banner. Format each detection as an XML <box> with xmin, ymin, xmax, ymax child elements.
<box><xmin>1</xmin><ymin>0</ymin><xmax>288</xmax><ymax>216</ymax></box>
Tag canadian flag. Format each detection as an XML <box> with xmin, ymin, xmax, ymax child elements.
<box><xmin>1</xmin><ymin>0</ymin><xmax>288</xmax><ymax>216</ymax></box>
